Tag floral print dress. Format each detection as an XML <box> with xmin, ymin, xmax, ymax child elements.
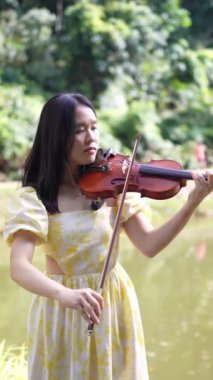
<box><xmin>4</xmin><ymin>186</ymin><xmax>151</xmax><ymax>380</ymax></box>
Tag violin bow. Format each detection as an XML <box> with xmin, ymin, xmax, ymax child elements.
<box><xmin>88</xmin><ymin>134</ymin><xmax>142</xmax><ymax>336</ymax></box>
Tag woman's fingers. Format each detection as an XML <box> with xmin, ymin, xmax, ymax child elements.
<box><xmin>207</xmin><ymin>170</ymin><xmax>213</xmax><ymax>190</ymax></box>
<box><xmin>59</xmin><ymin>286</ymin><xmax>104</xmax><ymax>324</ymax></box>
<box><xmin>81</xmin><ymin>310</ymin><xmax>93</xmax><ymax>323</ymax></box>
<box><xmin>78</xmin><ymin>303</ymin><xmax>94</xmax><ymax>323</ymax></box>
<box><xmin>73</xmin><ymin>288</ymin><xmax>104</xmax><ymax>324</ymax></box>
<box><xmin>192</xmin><ymin>170</ymin><xmax>213</xmax><ymax>195</ymax></box>
<box><xmin>81</xmin><ymin>294</ymin><xmax>102</xmax><ymax>323</ymax></box>
<box><xmin>91</xmin><ymin>289</ymin><xmax>104</xmax><ymax>309</ymax></box>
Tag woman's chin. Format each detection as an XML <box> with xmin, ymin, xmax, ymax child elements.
<box><xmin>83</xmin><ymin>155</ymin><xmax>97</xmax><ymax>165</ymax></box>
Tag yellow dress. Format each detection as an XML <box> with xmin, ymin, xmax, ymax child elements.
<box><xmin>4</xmin><ymin>186</ymin><xmax>151</xmax><ymax>380</ymax></box>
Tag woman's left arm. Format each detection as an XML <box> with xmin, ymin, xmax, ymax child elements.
<box><xmin>123</xmin><ymin>170</ymin><xmax>213</xmax><ymax>258</ymax></box>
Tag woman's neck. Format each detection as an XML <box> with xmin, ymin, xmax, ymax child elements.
<box><xmin>58</xmin><ymin>182</ymin><xmax>91</xmax><ymax>212</ymax></box>
<box><xmin>62</xmin><ymin>166</ymin><xmax>80</xmax><ymax>188</ymax></box>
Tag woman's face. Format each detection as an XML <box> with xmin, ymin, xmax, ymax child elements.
<box><xmin>69</xmin><ymin>105</ymin><xmax>100</xmax><ymax>173</ymax></box>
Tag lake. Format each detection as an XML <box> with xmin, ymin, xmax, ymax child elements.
<box><xmin>0</xmin><ymin>183</ymin><xmax>212</xmax><ymax>380</ymax></box>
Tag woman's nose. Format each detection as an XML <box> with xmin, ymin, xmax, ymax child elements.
<box><xmin>85</xmin><ymin>128</ymin><xmax>95</xmax><ymax>143</ymax></box>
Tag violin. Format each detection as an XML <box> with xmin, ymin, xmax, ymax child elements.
<box><xmin>79</xmin><ymin>151</ymin><xmax>207</xmax><ymax>200</ymax></box>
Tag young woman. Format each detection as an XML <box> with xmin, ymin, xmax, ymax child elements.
<box><xmin>3</xmin><ymin>93</ymin><xmax>213</xmax><ymax>380</ymax></box>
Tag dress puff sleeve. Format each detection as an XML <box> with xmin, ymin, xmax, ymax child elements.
<box><xmin>117</xmin><ymin>192</ymin><xmax>152</xmax><ymax>224</ymax></box>
<box><xmin>3</xmin><ymin>186</ymin><xmax>48</xmax><ymax>246</ymax></box>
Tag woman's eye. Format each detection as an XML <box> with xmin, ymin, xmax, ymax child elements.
<box><xmin>75</xmin><ymin>123</ymin><xmax>98</xmax><ymax>134</ymax></box>
<box><xmin>76</xmin><ymin>128</ymin><xmax>85</xmax><ymax>134</ymax></box>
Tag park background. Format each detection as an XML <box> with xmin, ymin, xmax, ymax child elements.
<box><xmin>0</xmin><ymin>1</ymin><xmax>213</xmax><ymax>379</ymax></box>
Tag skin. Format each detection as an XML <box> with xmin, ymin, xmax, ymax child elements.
<box><xmin>10</xmin><ymin>105</ymin><xmax>213</xmax><ymax>325</ymax></box>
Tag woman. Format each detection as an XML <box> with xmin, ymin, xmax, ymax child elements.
<box><xmin>3</xmin><ymin>93</ymin><xmax>213</xmax><ymax>380</ymax></box>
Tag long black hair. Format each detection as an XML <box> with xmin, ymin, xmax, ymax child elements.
<box><xmin>22</xmin><ymin>93</ymin><xmax>96</xmax><ymax>214</ymax></box>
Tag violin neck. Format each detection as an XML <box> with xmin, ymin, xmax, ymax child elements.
<box><xmin>139</xmin><ymin>165</ymin><xmax>194</xmax><ymax>180</ymax></box>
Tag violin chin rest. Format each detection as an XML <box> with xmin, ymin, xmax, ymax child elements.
<box><xmin>91</xmin><ymin>199</ymin><xmax>105</xmax><ymax>210</ymax></box>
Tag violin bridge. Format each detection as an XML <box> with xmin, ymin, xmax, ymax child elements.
<box><xmin>122</xmin><ymin>159</ymin><xmax>129</xmax><ymax>176</ymax></box>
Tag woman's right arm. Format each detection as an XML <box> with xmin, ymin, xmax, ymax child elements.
<box><xmin>10</xmin><ymin>230</ymin><xmax>103</xmax><ymax>324</ymax></box>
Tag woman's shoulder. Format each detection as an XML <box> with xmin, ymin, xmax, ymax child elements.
<box><xmin>12</xmin><ymin>186</ymin><xmax>45</xmax><ymax>209</ymax></box>
<box><xmin>14</xmin><ymin>185</ymin><xmax>38</xmax><ymax>197</ymax></box>
<box><xmin>117</xmin><ymin>192</ymin><xmax>152</xmax><ymax>223</ymax></box>
<box><xmin>3</xmin><ymin>185</ymin><xmax>49</xmax><ymax>245</ymax></box>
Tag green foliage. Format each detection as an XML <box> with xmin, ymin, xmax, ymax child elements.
<box><xmin>61</xmin><ymin>1</ymin><xmax>131</xmax><ymax>100</ymax></box>
<box><xmin>155</xmin><ymin>48</ymin><xmax>213</xmax><ymax>150</ymax></box>
<box><xmin>0</xmin><ymin>0</ymin><xmax>212</xmax><ymax>171</ymax></box>
<box><xmin>0</xmin><ymin>8</ymin><xmax>58</xmax><ymax>90</ymax></box>
<box><xmin>0</xmin><ymin>85</ymin><xmax>43</xmax><ymax>172</ymax></box>
<box><xmin>160</xmin><ymin>104</ymin><xmax>213</xmax><ymax>144</ymax></box>
<box><xmin>100</xmin><ymin>100</ymin><xmax>168</xmax><ymax>156</ymax></box>
<box><xmin>58</xmin><ymin>0</ymin><xmax>194</xmax><ymax>109</ymax></box>
<box><xmin>182</xmin><ymin>0</ymin><xmax>213</xmax><ymax>47</ymax></box>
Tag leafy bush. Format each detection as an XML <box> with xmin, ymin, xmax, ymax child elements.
<box><xmin>0</xmin><ymin>85</ymin><xmax>43</xmax><ymax>174</ymax></box>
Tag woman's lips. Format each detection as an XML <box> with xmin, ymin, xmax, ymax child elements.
<box><xmin>84</xmin><ymin>147</ymin><xmax>97</xmax><ymax>153</ymax></box>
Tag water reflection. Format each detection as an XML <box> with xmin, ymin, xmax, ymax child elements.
<box><xmin>119</xmin><ymin>220</ymin><xmax>213</xmax><ymax>380</ymax></box>
<box><xmin>0</xmin><ymin>218</ymin><xmax>213</xmax><ymax>380</ymax></box>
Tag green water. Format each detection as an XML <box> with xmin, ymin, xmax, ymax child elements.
<box><xmin>120</xmin><ymin>222</ymin><xmax>213</xmax><ymax>380</ymax></box>
<box><xmin>0</xmin><ymin>183</ymin><xmax>212</xmax><ymax>379</ymax></box>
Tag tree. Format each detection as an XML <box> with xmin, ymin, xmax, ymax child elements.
<box><xmin>181</xmin><ymin>0</ymin><xmax>213</xmax><ymax>47</ymax></box>
<box><xmin>0</xmin><ymin>7</ymin><xmax>58</xmax><ymax>90</ymax></box>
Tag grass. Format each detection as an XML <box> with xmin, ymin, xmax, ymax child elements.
<box><xmin>0</xmin><ymin>182</ymin><xmax>32</xmax><ymax>378</ymax></box>
<box><xmin>0</xmin><ymin>341</ymin><xmax>27</xmax><ymax>380</ymax></box>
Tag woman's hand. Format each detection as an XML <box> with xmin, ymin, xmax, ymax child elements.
<box><xmin>57</xmin><ymin>286</ymin><xmax>104</xmax><ymax>324</ymax></box>
<box><xmin>189</xmin><ymin>170</ymin><xmax>213</xmax><ymax>205</ymax></box>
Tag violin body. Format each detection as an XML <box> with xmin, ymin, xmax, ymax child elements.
<box><xmin>79</xmin><ymin>153</ymin><xmax>194</xmax><ymax>200</ymax></box>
